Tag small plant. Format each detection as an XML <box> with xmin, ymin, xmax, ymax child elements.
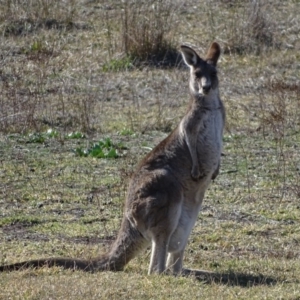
<box><xmin>31</xmin><ymin>40</ymin><xmax>43</xmax><ymax>52</ymax></box>
<box><xmin>26</xmin><ymin>128</ymin><xmax>59</xmax><ymax>143</ymax></box>
<box><xmin>66</xmin><ymin>131</ymin><xmax>86</xmax><ymax>139</ymax></box>
<box><xmin>27</xmin><ymin>133</ymin><xmax>46</xmax><ymax>144</ymax></box>
<box><xmin>46</xmin><ymin>128</ymin><xmax>59</xmax><ymax>138</ymax></box>
<box><xmin>75</xmin><ymin>138</ymin><xmax>123</xmax><ymax>159</ymax></box>
<box><xmin>102</xmin><ymin>57</ymin><xmax>134</xmax><ymax>72</ymax></box>
<box><xmin>119</xmin><ymin>127</ymin><xmax>134</xmax><ymax>136</ymax></box>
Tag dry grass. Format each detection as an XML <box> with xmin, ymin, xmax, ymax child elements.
<box><xmin>102</xmin><ymin>0</ymin><xmax>180</xmax><ymax>69</ymax></box>
<box><xmin>120</xmin><ymin>0</ymin><xmax>179</xmax><ymax>67</ymax></box>
<box><xmin>220</xmin><ymin>0</ymin><xmax>277</xmax><ymax>54</ymax></box>
<box><xmin>1</xmin><ymin>0</ymin><xmax>300</xmax><ymax>299</ymax></box>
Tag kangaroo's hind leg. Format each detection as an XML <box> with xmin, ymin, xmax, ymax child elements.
<box><xmin>147</xmin><ymin>190</ymin><xmax>183</xmax><ymax>274</ymax></box>
<box><xmin>166</xmin><ymin>250</ymin><xmax>185</xmax><ymax>275</ymax></box>
<box><xmin>129</xmin><ymin>171</ymin><xmax>184</xmax><ymax>274</ymax></box>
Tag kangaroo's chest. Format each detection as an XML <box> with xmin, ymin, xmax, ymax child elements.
<box><xmin>196</xmin><ymin>112</ymin><xmax>223</xmax><ymax>165</ymax></box>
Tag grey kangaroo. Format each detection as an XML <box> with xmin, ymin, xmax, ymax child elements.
<box><xmin>0</xmin><ymin>42</ymin><xmax>225</xmax><ymax>275</ymax></box>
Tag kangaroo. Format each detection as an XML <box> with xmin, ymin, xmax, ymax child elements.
<box><xmin>0</xmin><ymin>42</ymin><xmax>225</xmax><ymax>275</ymax></box>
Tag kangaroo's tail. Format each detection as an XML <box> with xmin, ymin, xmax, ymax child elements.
<box><xmin>94</xmin><ymin>216</ymin><xmax>148</xmax><ymax>271</ymax></box>
<box><xmin>0</xmin><ymin>257</ymin><xmax>99</xmax><ymax>272</ymax></box>
<box><xmin>0</xmin><ymin>217</ymin><xmax>147</xmax><ymax>272</ymax></box>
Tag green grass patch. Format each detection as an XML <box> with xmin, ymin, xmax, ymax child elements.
<box><xmin>74</xmin><ymin>138</ymin><xmax>125</xmax><ymax>159</ymax></box>
<box><xmin>102</xmin><ymin>57</ymin><xmax>134</xmax><ymax>72</ymax></box>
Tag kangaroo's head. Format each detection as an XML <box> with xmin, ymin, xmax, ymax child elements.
<box><xmin>180</xmin><ymin>42</ymin><xmax>221</xmax><ymax>97</ymax></box>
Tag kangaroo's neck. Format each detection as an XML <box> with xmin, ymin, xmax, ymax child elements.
<box><xmin>189</xmin><ymin>88</ymin><xmax>220</xmax><ymax>110</ymax></box>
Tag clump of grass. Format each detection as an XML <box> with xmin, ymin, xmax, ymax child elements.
<box><xmin>0</xmin><ymin>84</ymin><xmax>41</xmax><ymax>134</ymax></box>
<box><xmin>122</xmin><ymin>0</ymin><xmax>179</xmax><ymax>66</ymax></box>
<box><xmin>22</xmin><ymin>39</ymin><xmax>59</xmax><ymax>62</ymax></box>
<box><xmin>258</xmin><ymin>78</ymin><xmax>299</xmax><ymax>141</ymax></box>
<box><xmin>217</xmin><ymin>0</ymin><xmax>276</xmax><ymax>55</ymax></box>
<box><xmin>105</xmin><ymin>0</ymin><xmax>180</xmax><ymax>68</ymax></box>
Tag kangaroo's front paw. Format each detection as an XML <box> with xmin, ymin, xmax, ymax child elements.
<box><xmin>191</xmin><ymin>166</ymin><xmax>200</xmax><ymax>180</ymax></box>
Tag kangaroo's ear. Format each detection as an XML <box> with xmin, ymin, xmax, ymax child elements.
<box><xmin>206</xmin><ymin>42</ymin><xmax>221</xmax><ymax>66</ymax></box>
<box><xmin>180</xmin><ymin>45</ymin><xmax>201</xmax><ymax>68</ymax></box>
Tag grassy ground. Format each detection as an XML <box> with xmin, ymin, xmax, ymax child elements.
<box><xmin>1</xmin><ymin>0</ymin><xmax>300</xmax><ymax>299</ymax></box>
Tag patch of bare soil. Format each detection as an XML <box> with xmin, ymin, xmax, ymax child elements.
<box><xmin>2</xmin><ymin>222</ymin><xmax>115</xmax><ymax>246</ymax></box>
<box><xmin>2</xmin><ymin>222</ymin><xmax>49</xmax><ymax>242</ymax></box>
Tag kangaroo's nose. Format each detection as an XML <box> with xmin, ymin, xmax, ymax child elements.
<box><xmin>202</xmin><ymin>84</ymin><xmax>211</xmax><ymax>94</ymax></box>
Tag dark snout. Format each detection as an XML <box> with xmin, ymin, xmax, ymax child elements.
<box><xmin>202</xmin><ymin>84</ymin><xmax>211</xmax><ymax>94</ymax></box>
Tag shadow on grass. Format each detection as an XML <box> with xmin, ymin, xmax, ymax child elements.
<box><xmin>182</xmin><ymin>269</ymin><xmax>277</xmax><ymax>287</ymax></box>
